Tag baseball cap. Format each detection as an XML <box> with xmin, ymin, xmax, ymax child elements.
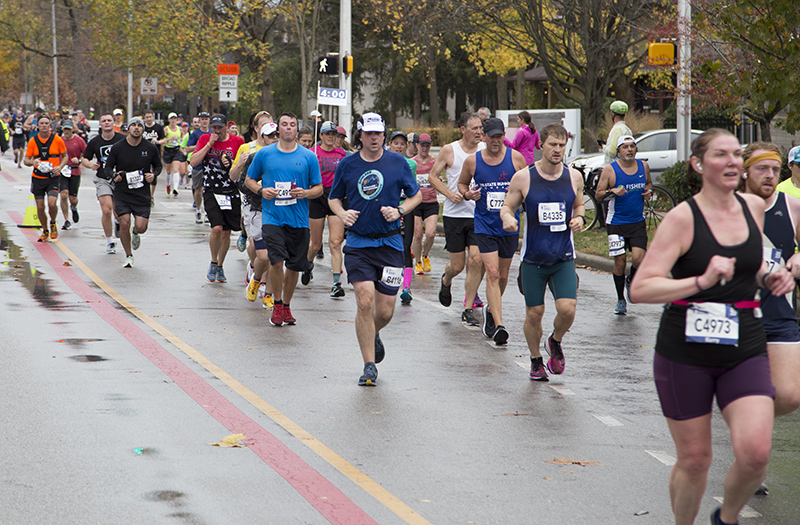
<box><xmin>789</xmin><ymin>146</ymin><xmax>800</xmax><ymax>165</ymax></box>
<box><xmin>180</xmin><ymin>122</ymin><xmax>189</xmax><ymax>127</ymax></box>
<box><xmin>198</xmin><ymin>111</ymin><xmax>210</xmax><ymax>118</ymax></box>
<box><xmin>61</xmin><ymin>119</ymin><xmax>74</xmax><ymax>129</ymax></box>
<box><xmin>120</xmin><ymin>123</ymin><xmax>128</xmax><ymax>132</ymax></box>
<box><xmin>310</xmin><ymin>110</ymin><xmax>322</xmax><ymax>118</ymax></box>
<box><xmin>113</xmin><ymin>108</ymin><xmax>124</xmax><ymax>115</ymax></box>
<box><xmin>260</xmin><ymin>122</ymin><xmax>278</xmax><ymax>136</ymax></box>
<box><xmin>358</xmin><ymin>112</ymin><xmax>385</xmax><ymax>133</ymax></box>
<box><xmin>389</xmin><ymin>130</ymin><xmax>407</xmax><ymax>142</ymax></box>
<box><xmin>419</xmin><ymin>133</ymin><xmax>432</xmax><ymax>144</ymax></box>
<box><xmin>320</xmin><ymin>121</ymin><xmax>336</xmax><ymax>134</ymax></box>
<box><xmin>483</xmin><ymin>117</ymin><xmax>505</xmax><ymax>137</ymax></box>
<box><xmin>336</xmin><ymin>126</ymin><xmax>347</xmax><ymax>136</ymax></box>
<box><xmin>128</xmin><ymin>117</ymin><xmax>144</xmax><ymax>127</ymax></box>
<box><xmin>617</xmin><ymin>135</ymin><xmax>636</xmax><ymax>148</ymax></box>
<box><xmin>168</xmin><ymin>112</ymin><xmax>178</xmax><ymax>119</ymax></box>
<box><xmin>408</xmin><ymin>133</ymin><xmax>419</xmax><ymax>144</ymax></box>
<box><xmin>610</xmin><ymin>100</ymin><xmax>628</xmax><ymax>115</ymax></box>
<box><xmin>209</xmin><ymin>114</ymin><xmax>226</xmax><ymax>127</ymax></box>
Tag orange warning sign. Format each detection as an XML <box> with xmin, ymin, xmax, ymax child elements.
<box><xmin>217</xmin><ymin>64</ymin><xmax>239</xmax><ymax>75</ymax></box>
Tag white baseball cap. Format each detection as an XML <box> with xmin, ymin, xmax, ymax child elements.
<box><xmin>310</xmin><ymin>110</ymin><xmax>322</xmax><ymax>118</ymax></box>
<box><xmin>358</xmin><ymin>112</ymin><xmax>385</xmax><ymax>133</ymax></box>
<box><xmin>113</xmin><ymin>108</ymin><xmax>124</xmax><ymax>115</ymax></box>
<box><xmin>260</xmin><ymin>122</ymin><xmax>278</xmax><ymax>136</ymax></box>
<box><xmin>168</xmin><ymin>112</ymin><xmax>178</xmax><ymax>119</ymax></box>
<box><xmin>617</xmin><ymin>135</ymin><xmax>636</xmax><ymax>148</ymax></box>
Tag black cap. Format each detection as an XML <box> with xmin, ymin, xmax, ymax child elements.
<box><xmin>483</xmin><ymin>117</ymin><xmax>505</xmax><ymax>137</ymax></box>
<box><xmin>209</xmin><ymin>114</ymin><xmax>226</xmax><ymax>127</ymax></box>
<box><xmin>198</xmin><ymin>111</ymin><xmax>210</xmax><ymax>118</ymax></box>
<box><xmin>389</xmin><ymin>130</ymin><xmax>407</xmax><ymax>142</ymax></box>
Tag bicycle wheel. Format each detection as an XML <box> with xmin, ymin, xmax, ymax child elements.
<box><xmin>581</xmin><ymin>191</ymin><xmax>599</xmax><ymax>231</ymax></box>
<box><xmin>644</xmin><ymin>185</ymin><xmax>675</xmax><ymax>230</ymax></box>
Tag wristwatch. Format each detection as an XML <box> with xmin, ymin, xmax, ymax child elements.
<box><xmin>397</xmin><ymin>206</ymin><xmax>406</xmax><ymax>216</ymax></box>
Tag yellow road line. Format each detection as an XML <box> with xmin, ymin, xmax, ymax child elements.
<box><xmin>54</xmin><ymin>240</ymin><xmax>431</xmax><ymax>525</ymax></box>
<box><xmin>3</xmin><ymin>169</ymin><xmax>25</xmax><ymax>183</ymax></box>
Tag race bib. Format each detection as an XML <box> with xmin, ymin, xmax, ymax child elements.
<box><xmin>214</xmin><ymin>193</ymin><xmax>232</xmax><ymax>210</ymax></box>
<box><xmin>126</xmin><ymin>170</ymin><xmax>144</xmax><ymax>189</ymax></box>
<box><xmin>168</xmin><ymin>139</ymin><xmax>179</xmax><ymax>148</ymax></box>
<box><xmin>38</xmin><ymin>161</ymin><xmax>52</xmax><ymax>174</ymax></box>
<box><xmin>538</xmin><ymin>202</ymin><xmax>567</xmax><ymax>232</ymax></box>
<box><xmin>380</xmin><ymin>266</ymin><xmax>403</xmax><ymax>288</ymax></box>
<box><xmin>62</xmin><ymin>169</ymin><xmax>71</xmax><ymax>179</ymax></box>
<box><xmin>763</xmin><ymin>247</ymin><xmax>782</xmax><ymax>274</ymax></box>
<box><xmin>416</xmin><ymin>174</ymin><xmax>430</xmax><ymax>188</ymax></box>
<box><xmin>487</xmin><ymin>191</ymin><xmax>505</xmax><ymax>211</ymax></box>
<box><xmin>275</xmin><ymin>181</ymin><xmax>296</xmax><ymax>206</ymax></box>
<box><xmin>608</xmin><ymin>234</ymin><xmax>625</xmax><ymax>257</ymax></box>
<box><xmin>685</xmin><ymin>302</ymin><xmax>739</xmax><ymax>345</ymax></box>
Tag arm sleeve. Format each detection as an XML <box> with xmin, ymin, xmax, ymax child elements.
<box><xmin>150</xmin><ymin>144</ymin><xmax>163</xmax><ymax>179</ymax></box>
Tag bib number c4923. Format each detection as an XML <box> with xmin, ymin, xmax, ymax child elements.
<box><xmin>380</xmin><ymin>267</ymin><xmax>403</xmax><ymax>288</ymax></box>
<box><xmin>685</xmin><ymin>302</ymin><xmax>739</xmax><ymax>345</ymax></box>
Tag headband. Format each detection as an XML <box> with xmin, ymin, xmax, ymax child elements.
<box><xmin>743</xmin><ymin>151</ymin><xmax>782</xmax><ymax>169</ymax></box>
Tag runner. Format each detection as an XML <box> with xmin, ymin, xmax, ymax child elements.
<box><xmin>297</xmin><ymin>127</ymin><xmax>314</xmax><ymax>149</ymax></box>
<box><xmin>499</xmin><ymin>123</ymin><xmax>585</xmax><ymax>380</ymax></box>
<box><xmin>142</xmin><ymin>110</ymin><xmax>166</xmax><ymax>205</ymax></box>
<box><xmin>23</xmin><ymin>115</ymin><xmax>68</xmax><ymax>242</ymax></box>
<box><xmin>186</xmin><ymin>112</ymin><xmax>211</xmax><ymax>223</ymax></box>
<box><xmin>58</xmin><ymin>120</ymin><xmax>87</xmax><ymax>231</ymax></box>
<box><xmin>458</xmin><ymin>118</ymin><xmax>527</xmax><ymax>345</ymax></box>
<box><xmin>411</xmin><ymin>133</ymin><xmax>437</xmax><ymax>275</ymax></box>
<box><xmin>301</xmin><ymin>121</ymin><xmax>347</xmax><ymax>297</ymax></box>
<box><xmin>594</xmin><ymin>135</ymin><xmax>653</xmax><ymax>314</ymax></box>
<box><xmin>629</xmin><ymin>128</ymin><xmax>793</xmax><ymax>525</ymax></box>
<box><xmin>103</xmin><ymin>117</ymin><xmax>163</xmax><ymax>268</ymax></box>
<box><xmin>82</xmin><ymin>112</ymin><xmax>125</xmax><ymax>254</ymax></box>
<box><xmin>775</xmin><ymin>146</ymin><xmax>800</xmax><ymax>199</ymax></box>
<box><xmin>245</xmin><ymin>112</ymin><xmax>323</xmax><ymax>326</ymax></box>
<box><xmin>328</xmin><ymin>112</ymin><xmax>421</xmax><ymax>386</ymax></box>
<box><xmin>190</xmin><ymin>113</ymin><xmax>245</xmax><ymax>283</ymax></box>
<box><xmin>428</xmin><ymin>112</ymin><xmax>486</xmax><ymax>326</ymax></box>
<box><xmin>10</xmin><ymin>107</ymin><xmax>27</xmax><ymax>168</ymax></box>
<box><xmin>112</xmin><ymin>109</ymin><xmax>124</xmax><ymax>133</ymax></box>
<box><xmin>162</xmin><ymin>112</ymin><xmax>183</xmax><ymax>198</ymax></box>
<box><xmin>386</xmin><ymin>131</ymin><xmax>417</xmax><ymax>304</ymax></box>
<box><xmin>178</xmin><ymin>121</ymin><xmax>190</xmax><ymax>187</ymax></box>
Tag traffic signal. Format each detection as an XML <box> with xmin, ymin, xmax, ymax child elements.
<box><xmin>342</xmin><ymin>55</ymin><xmax>354</xmax><ymax>75</ymax></box>
<box><xmin>317</xmin><ymin>55</ymin><xmax>339</xmax><ymax>76</ymax></box>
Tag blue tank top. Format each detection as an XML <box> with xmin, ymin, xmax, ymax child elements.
<box><xmin>761</xmin><ymin>192</ymin><xmax>798</xmax><ymax>331</ymax></box>
<box><xmin>607</xmin><ymin>160</ymin><xmax>647</xmax><ymax>225</ymax></box>
<box><xmin>521</xmin><ymin>165</ymin><xmax>575</xmax><ymax>266</ymax></box>
<box><xmin>473</xmin><ymin>149</ymin><xmax>518</xmax><ymax>236</ymax></box>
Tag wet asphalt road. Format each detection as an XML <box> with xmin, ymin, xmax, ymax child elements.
<box><xmin>1</xmin><ymin>151</ymin><xmax>799</xmax><ymax>525</ymax></box>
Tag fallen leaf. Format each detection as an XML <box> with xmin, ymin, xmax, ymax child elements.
<box><xmin>63</xmin><ymin>261</ymin><xmax>71</xmax><ymax>266</ymax></box>
<box><xmin>545</xmin><ymin>457</ymin><xmax>601</xmax><ymax>466</ymax></box>
<box><xmin>543</xmin><ymin>476</ymin><xmax>554</xmax><ymax>480</ymax></box>
<box><xmin>207</xmin><ymin>433</ymin><xmax>246</xmax><ymax>447</ymax></box>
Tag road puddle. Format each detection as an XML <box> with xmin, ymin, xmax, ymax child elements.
<box><xmin>0</xmin><ymin>222</ymin><xmax>61</xmax><ymax>308</ymax></box>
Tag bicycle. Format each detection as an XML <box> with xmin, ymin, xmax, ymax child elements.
<box><xmin>571</xmin><ymin>162</ymin><xmax>603</xmax><ymax>231</ymax></box>
<box><xmin>643</xmin><ymin>184</ymin><xmax>675</xmax><ymax>230</ymax></box>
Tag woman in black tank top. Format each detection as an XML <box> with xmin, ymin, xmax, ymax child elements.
<box><xmin>629</xmin><ymin>129</ymin><xmax>794</xmax><ymax>525</ymax></box>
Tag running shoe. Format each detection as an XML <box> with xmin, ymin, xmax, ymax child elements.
<box><xmin>263</xmin><ymin>293</ymin><xmax>274</xmax><ymax>309</ymax></box>
<box><xmin>400</xmin><ymin>288</ymin><xmax>412</xmax><ymax>304</ymax></box>
<box><xmin>49</xmin><ymin>222</ymin><xmax>58</xmax><ymax>240</ymax></box>
<box><xmin>106</xmin><ymin>242</ymin><xmax>116</xmax><ymax>254</ymax></box>
<box><xmin>301</xmin><ymin>261</ymin><xmax>314</xmax><ymax>285</ymax></box>
<box><xmin>374</xmin><ymin>333</ymin><xmax>385</xmax><ymax>363</ymax></box>
<box><xmin>482</xmin><ymin>304</ymin><xmax>496</xmax><ymax>338</ymax></box>
<box><xmin>237</xmin><ymin>232</ymin><xmax>247</xmax><ymax>252</ymax></box>
<box><xmin>423</xmin><ymin>256</ymin><xmax>431</xmax><ymax>273</ymax></box>
<box><xmin>71</xmin><ymin>207</ymin><xmax>79</xmax><ymax>223</ymax></box>
<box><xmin>207</xmin><ymin>262</ymin><xmax>218</xmax><ymax>282</ymax></box>
<box><xmin>438</xmin><ymin>273</ymin><xmax>452</xmax><ymax>307</ymax></box>
<box><xmin>172</xmin><ymin>190</ymin><xmax>178</xmax><ymax>198</ymax></box>
<box><xmin>330</xmin><ymin>282</ymin><xmax>345</xmax><ymax>298</ymax></box>
<box><xmin>358</xmin><ymin>362</ymin><xmax>378</xmax><ymax>386</ymax></box>
<box><xmin>38</xmin><ymin>230</ymin><xmax>49</xmax><ymax>242</ymax></box>
<box><xmin>123</xmin><ymin>255</ymin><xmax>134</xmax><ymax>268</ymax></box>
<box><xmin>530</xmin><ymin>357</ymin><xmax>549</xmax><ymax>381</ymax></box>
<box><xmin>62</xmin><ymin>220</ymin><xmax>71</xmax><ymax>230</ymax></box>
<box><xmin>195</xmin><ymin>210</ymin><xmax>203</xmax><ymax>224</ymax></box>
<box><xmin>316</xmin><ymin>247</ymin><xmax>324</xmax><ymax>260</ymax></box>
<box><xmin>245</xmin><ymin>263</ymin><xmax>254</xmax><ymax>286</ymax></box>
<box><xmin>493</xmin><ymin>325</ymin><xmax>509</xmax><ymax>345</ymax></box>
<box><xmin>546</xmin><ymin>333</ymin><xmax>565</xmax><ymax>374</ymax></box>
<box><xmin>246</xmin><ymin>279</ymin><xmax>260</xmax><ymax>302</ymax></box>
<box><xmin>614</xmin><ymin>300</ymin><xmax>627</xmax><ymax>315</ymax></box>
<box><xmin>216</xmin><ymin>266</ymin><xmax>227</xmax><ymax>283</ymax></box>
<box><xmin>150</xmin><ymin>197</ymin><xmax>154</xmax><ymax>207</ymax></box>
<box><xmin>270</xmin><ymin>303</ymin><xmax>284</xmax><ymax>326</ymax></box>
<box><xmin>166</xmin><ymin>184</ymin><xmax>171</xmax><ymax>196</ymax></box>
<box><xmin>755</xmin><ymin>483</ymin><xmax>768</xmax><ymax>496</ymax></box>
<box><xmin>461</xmin><ymin>308</ymin><xmax>479</xmax><ymax>326</ymax></box>
<box><xmin>472</xmin><ymin>294</ymin><xmax>483</xmax><ymax>309</ymax></box>
<box><xmin>282</xmin><ymin>305</ymin><xmax>296</xmax><ymax>325</ymax></box>
<box><xmin>114</xmin><ymin>221</ymin><xmax>120</xmax><ymax>238</ymax></box>
<box><xmin>415</xmin><ymin>262</ymin><xmax>424</xmax><ymax>275</ymax></box>
<box><xmin>204</xmin><ymin>214</ymin><xmax>210</xmax><ymax>223</ymax></box>
<box><xmin>131</xmin><ymin>230</ymin><xmax>141</xmax><ymax>250</ymax></box>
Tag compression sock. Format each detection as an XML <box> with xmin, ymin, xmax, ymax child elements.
<box><xmin>403</xmin><ymin>267</ymin><xmax>413</xmax><ymax>289</ymax></box>
<box><xmin>274</xmin><ymin>300</ymin><xmax>283</xmax><ymax>306</ymax></box>
<box><xmin>333</xmin><ymin>273</ymin><xmax>341</xmax><ymax>283</ymax></box>
<box><xmin>613</xmin><ymin>273</ymin><xmax>626</xmax><ymax>301</ymax></box>
<box><xmin>628</xmin><ymin>265</ymin><xmax>637</xmax><ymax>284</ymax></box>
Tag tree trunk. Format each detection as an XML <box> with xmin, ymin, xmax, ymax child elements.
<box><xmin>390</xmin><ymin>87</ymin><xmax>397</xmax><ymax>128</ymax></box>
<box><xmin>496</xmin><ymin>73</ymin><xmax>508</xmax><ymax>110</ymax></box>
<box><xmin>413</xmin><ymin>77</ymin><xmax>421</xmax><ymax>125</ymax></box>
<box><xmin>260</xmin><ymin>64</ymin><xmax>275</xmax><ymax>115</ymax></box>
<box><xmin>455</xmin><ymin>88</ymin><xmax>466</xmax><ymax>120</ymax></box>
<box><xmin>515</xmin><ymin>67</ymin><xmax>525</xmax><ymax>109</ymax></box>
<box><xmin>428</xmin><ymin>47</ymin><xmax>439</xmax><ymax>126</ymax></box>
<box><xmin>759</xmin><ymin>119</ymin><xmax>770</xmax><ymax>142</ymax></box>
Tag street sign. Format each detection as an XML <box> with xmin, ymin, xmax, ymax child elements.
<box><xmin>140</xmin><ymin>77</ymin><xmax>158</xmax><ymax>96</ymax></box>
<box><xmin>218</xmin><ymin>64</ymin><xmax>239</xmax><ymax>75</ymax></box>
<box><xmin>318</xmin><ymin>87</ymin><xmax>347</xmax><ymax>107</ymax></box>
<box><xmin>19</xmin><ymin>92</ymin><xmax>34</xmax><ymax>105</ymax></box>
<box><xmin>219</xmin><ymin>75</ymin><xmax>238</xmax><ymax>90</ymax></box>
<box><xmin>219</xmin><ymin>88</ymin><xmax>238</xmax><ymax>102</ymax></box>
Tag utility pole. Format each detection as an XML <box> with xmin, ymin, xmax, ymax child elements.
<box><xmin>338</xmin><ymin>0</ymin><xmax>352</xmax><ymax>138</ymax></box>
<box><xmin>51</xmin><ymin>0</ymin><xmax>58</xmax><ymax>110</ymax></box>
<box><xmin>676</xmin><ymin>0</ymin><xmax>692</xmax><ymax>163</ymax></box>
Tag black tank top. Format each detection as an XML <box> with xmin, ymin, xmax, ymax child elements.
<box><xmin>655</xmin><ymin>194</ymin><xmax>766</xmax><ymax>367</ymax></box>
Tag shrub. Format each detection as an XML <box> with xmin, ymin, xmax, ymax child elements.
<box><xmin>660</xmin><ymin>161</ymin><xmax>700</xmax><ymax>204</ymax></box>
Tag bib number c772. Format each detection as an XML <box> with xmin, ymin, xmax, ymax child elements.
<box><xmin>487</xmin><ymin>191</ymin><xmax>505</xmax><ymax>211</ymax></box>
<box><xmin>685</xmin><ymin>302</ymin><xmax>739</xmax><ymax>345</ymax></box>
<box><xmin>380</xmin><ymin>266</ymin><xmax>403</xmax><ymax>288</ymax></box>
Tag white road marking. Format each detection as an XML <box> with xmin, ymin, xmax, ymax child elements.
<box><xmin>548</xmin><ymin>384</ymin><xmax>575</xmax><ymax>396</ymax></box>
<box><xmin>712</xmin><ymin>498</ymin><xmax>761</xmax><ymax>518</ymax></box>
<box><xmin>592</xmin><ymin>414</ymin><xmax>623</xmax><ymax>427</ymax></box>
<box><xmin>645</xmin><ymin>450</ymin><xmax>676</xmax><ymax>466</ymax></box>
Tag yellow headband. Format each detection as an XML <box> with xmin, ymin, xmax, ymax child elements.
<box><xmin>743</xmin><ymin>151</ymin><xmax>782</xmax><ymax>169</ymax></box>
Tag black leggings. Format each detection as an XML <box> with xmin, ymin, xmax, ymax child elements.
<box><xmin>402</xmin><ymin>214</ymin><xmax>414</xmax><ymax>267</ymax></box>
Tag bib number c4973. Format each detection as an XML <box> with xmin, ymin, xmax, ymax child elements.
<box><xmin>275</xmin><ymin>181</ymin><xmax>297</xmax><ymax>206</ymax></box>
<box><xmin>608</xmin><ymin>234</ymin><xmax>625</xmax><ymax>256</ymax></box>
<box><xmin>685</xmin><ymin>302</ymin><xmax>739</xmax><ymax>345</ymax></box>
<box><xmin>538</xmin><ymin>202</ymin><xmax>566</xmax><ymax>232</ymax></box>
<box><xmin>126</xmin><ymin>170</ymin><xmax>144</xmax><ymax>189</ymax></box>
<box><xmin>380</xmin><ymin>267</ymin><xmax>403</xmax><ymax>288</ymax></box>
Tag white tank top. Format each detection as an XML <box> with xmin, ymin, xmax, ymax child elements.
<box><xmin>443</xmin><ymin>140</ymin><xmax>486</xmax><ymax>218</ymax></box>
